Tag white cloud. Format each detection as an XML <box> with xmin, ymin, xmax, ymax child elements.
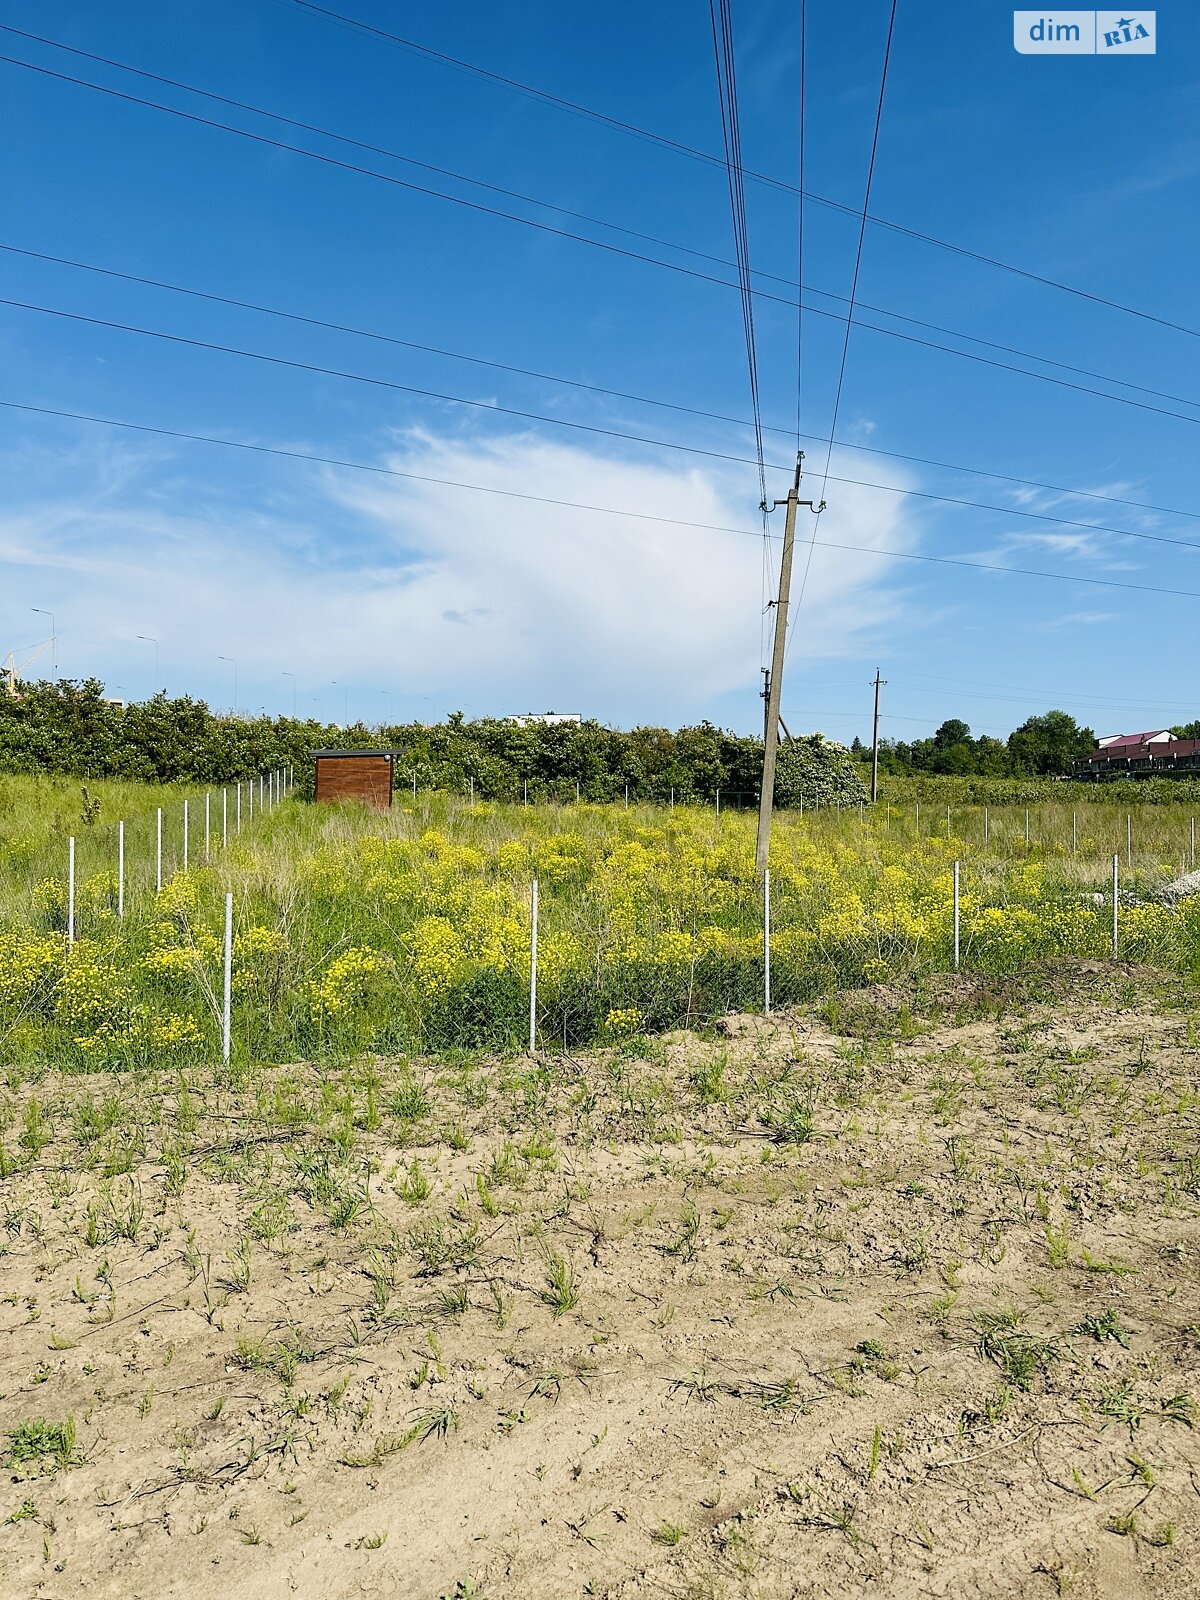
<box><xmin>1030</xmin><ymin>610</ymin><xmax>1118</xmax><ymax>632</ymax></box>
<box><xmin>0</xmin><ymin>426</ymin><xmax>924</xmax><ymax>725</ymax></box>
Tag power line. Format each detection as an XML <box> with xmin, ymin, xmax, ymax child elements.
<box><xmin>795</xmin><ymin>0</ymin><xmax>807</xmax><ymax>454</ymax></box>
<box><xmin>7</xmin><ymin>292</ymin><xmax>1200</xmax><ymax>558</ymax></box>
<box><xmin>784</xmin><ymin>669</ymin><xmax>1199</xmax><ymax>715</ymax></box>
<box><xmin>275</xmin><ymin>1</ymin><xmax>1200</xmax><ymax>344</ymax></box>
<box><xmin>817</xmin><ymin>0</ymin><xmax>898</xmax><ymax>500</ymax></box>
<box><xmin>7</xmin><ymin>239</ymin><xmax>1200</xmax><ymax>529</ymax></box>
<box><xmin>794</xmin><ymin>0</ymin><xmax>899</xmax><ymax>623</ymax></box>
<box><xmin>877</xmin><ymin>682</ymin><xmax>1196</xmax><ymax>714</ymax></box>
<box><xmin>883</xmin><ymin>670</ymin><xmax>1199</xmax><ymax>714</ymax></box>
<box><xmin>4</xmin><ymin>396</ymin><xmax>1200</xmax><ymax>602</ymax></box>
<box><xmin>813</xmin><ymin>540</ymin><xmax>1200</xmax><ymax>600</ymax></box>
<box><xmin>708</xmin><ymin>0</ymin><xmax>766</xmax><ymax>511</ymax></box>
<box><xmin>5</xmin><ymin>39</ymin><xmax>1200</xmax><ymax>432</ymax></box>
<box><xmin>0</xmin><ymin>398</ymin><xmax>767</xmax><ymax>540</ymax></box>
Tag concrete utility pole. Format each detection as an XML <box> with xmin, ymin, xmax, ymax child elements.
<box><xmin>755</xmin><ymin>454</ymin><xmax>823</xmax><ymax>878</ymax></box>
<box><xmin>870</xmin><ymin>669</ymin><xmax>887</xmax><ymax>803</ymax></box>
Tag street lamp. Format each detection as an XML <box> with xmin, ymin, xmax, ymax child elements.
<box><xmin>331</xmin><ymin>680</ymin><xmax>347</xmax><ymax>728</ymax></box>
<box><xmin>282</xmin><ymin>670</ymin><xmax>297</xmax><ymax>718</ymax></box>
<box><xmin>218</xmin><ymin>655</ymin><xmax>237</xmax><ymax>717</ymax></box>
<box><xmin>136</xmin><ymin>635</ymin><xmax>159</xmax><ymax>696</ymax></box>
<box><xmin>31</xmin><ymin>608</ymin><xmax>56</xmax><ymax>677</ymax></box>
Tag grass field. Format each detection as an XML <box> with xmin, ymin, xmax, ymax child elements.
<box><xmin>3</xmin><ymin>776</ymin><xmax>1200</xmax><ymax>1596</ymax></box>
<box><xmin>0</xmin><ymin>774</ymin><xmax>1198</xmax><ymax>1071</ymax></box>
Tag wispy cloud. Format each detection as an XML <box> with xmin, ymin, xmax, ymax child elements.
<box><xmin>1030</xmin><ymin>609</ymin><xmax>1118</xmax><ymax>632</ymax></box>
<box><xmin>0</xmin><ymin>426</ymin><xmax>927</xmax><ymax>724</ymax></box>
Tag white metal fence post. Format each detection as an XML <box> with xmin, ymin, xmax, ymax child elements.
<box><xmin>1126</xmin><ymin>814</ymin><xmax>1132</xmax><ymax>869</ymax></box>
<box><xmin>984</xmin><ymin>806</ymin><xmax>989</xmax><ymax>848</ymax></box>
<box><xmin>763</xmin><ymin>868</ymin><xmax>772</xmax><ymax>1014</ymax></box>
<box><xmin>248</xmin><ymin>777</ymin><xmax>253</xmax><ymax>821</ymax></box>
<box><xmin>1192</xmin><ymin>815</ymin><xmax>1196</xmax><ymax>870</ymax></box>
<box><xmin>205</xmin><ymin>792</ymin><xmax>211</xmax><ymax>861</ymax></box>
<box><xmin>156</xmin><ymin>807</ymin><xmax>162</xmax><ymax>892</ymax></box>
<box><xmin>222</xmin><ymin>892</ymin><xmax>233</xmax><ymax>1064</ymax></box>
<box><xmin>117</xmin><ymin>820</ymin><xmax>124</xmax><ymax>919</ymax></box>
<box><xmin>67</xmin><ymin>836</ymin><xmax>75</xmax><ymax>946</ymax></box>
<box><xmin>529</xmin><ymin>879</ymin><xmax>539</xmax><ymax>1054</ymax></box>
<box><xmin>953</xmin><ymin>860</ymin><xmax>960</xmax><ymax>971</ymax></box>
<box><xmin>183</xmin><ymin>798</ymin><xmax>189</xmax><ymax>872</ymax></box>
<box><xmin>1112</xmin><ymin>854</ymin><xmax>1120</xmax><ymax>958</ymax></box>
<box><xmin>1072</xmin><ymin>810</ymin><xmax>1077</xmax><ymax>856</ymax></box>
<box><xmin>237</xmin><ymin>782</ymin><xmax>242</xmax><ymax>834</ymax></box>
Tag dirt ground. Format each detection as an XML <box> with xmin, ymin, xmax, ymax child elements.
<box><xmin>2</xmin><ymin>964</ymin><xmax>1199</xmax><ymax>1599</ymax></box>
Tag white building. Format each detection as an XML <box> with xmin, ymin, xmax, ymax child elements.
<box><xmin>506</xmin><ymin>711</ymin><xmax>583</xmax><ymax>727</ymax></box>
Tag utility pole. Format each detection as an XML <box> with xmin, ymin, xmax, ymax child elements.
<box><xmin>755</xmin><ymin>454</ymin><xmax>823</xmax><ymax>877</ymax></box>
<box><xmin>870</xmin><ymin>669</ymin><xmax>887</xmax><ymax>803</ymax></box>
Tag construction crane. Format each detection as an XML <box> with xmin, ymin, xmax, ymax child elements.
<box><xmin>2</xmin><ymin>639</ymin><xmax>53</xmax><ymax>697</ymax></box>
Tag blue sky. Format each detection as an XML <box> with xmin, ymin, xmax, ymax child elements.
<box><xmin>1</xmin><ymin>1</ymin><xmax>1197</xmax><ymax>741</ymax></box>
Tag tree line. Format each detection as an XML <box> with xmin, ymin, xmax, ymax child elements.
<box><xmin>0</xmin><ymin>680</ymin><xmax>768</xmax><ymax>801</ymax></box>
<box><xmin>858</xmin><ymin>710</ymin><xmax>1100</xmax><ymax>777</ymax></box>
<box><xmin>0</xmin><ymin>680</ymin><xmax>1177</xmax><ymax>799</ymax></box>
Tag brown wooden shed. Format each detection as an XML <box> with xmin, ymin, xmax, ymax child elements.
<box><xmin>312</xmin><ymin>750</ymin><xmax>395</xmax><ymax>809</ymax></box>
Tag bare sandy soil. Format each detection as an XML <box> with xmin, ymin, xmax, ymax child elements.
<box><xmin>2</xmin><ymin>964</ymin><xmax>1199</xmax><ymax>1600</ymax></box>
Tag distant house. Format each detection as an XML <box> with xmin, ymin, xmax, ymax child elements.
<box><xmin>506</xmin><ymin>712</ymin><xmax>583</xmax><ymax>727</ymax></box>
<box><xmin>1075</xmin><ymin>730</ymin><xmax>1200</xmax><ymax>779</ymax></box>
<box><xmin>1096</xmin><ymin>729</ymin><xmax>1173</xmax><ymax>750</ymax></box>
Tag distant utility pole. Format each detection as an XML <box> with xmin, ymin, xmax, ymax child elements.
<box><xmin>31</xmin><ymin>608</ymin><xmax>56</xmax><ymax>677</ymax></box>
<box><xmin>871</xmin><ymin>669</ymin><xmax>887</xmax><ymax>803</ymax></box>
<box><xmin>137</xmin><ymin>635</ymin><xmax>159</xmax><ymax>696</ymax></box>
<box><xmin>755</xmin><ymin>454</ymin><xmax>823</xmax><ymax>878</ymax></box>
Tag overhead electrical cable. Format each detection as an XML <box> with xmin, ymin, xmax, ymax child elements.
<box><xmin>794</xmin><ymin>0</ymin><xmax>899</xmax><ymax>624</ymax></box>
<box><xmin>6</xmin><ymin>293</ymin><xmax>1200</xmax><ymax>557</ymax></box>
<box><xmin>707</xmin><ymin>0</ymin><xmax>767</xmax><ymax>512</ymax></box>
<box><xmin>3</xmin><ymin>40</ymin><xmax>1199</xmax><ymax>426</ymax></box>
<box><xmin>4</xmin><ymin>396</ymin><xmax>1200</xmax><ymax>602</ymax></box>
<box><xmin>272</xmin><ymin>1</ymin><xmax>1200</xmax><ymax>343</ymax></box>
<box><xmin>795</xmin><ymin>0</ymin><xmax>807</xmax><ymax>453</ymax></box>
<box><xmin>5</xmin><ymin>240</ymin><xmax>1200</xmax><ymax>526</ymax></box>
